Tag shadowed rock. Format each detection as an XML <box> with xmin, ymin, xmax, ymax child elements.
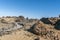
<box><xmin>40</xmin><ymin>17</ymin><xmax>52</xmax><ymax>25</ymax></box>
<box><xmin>55</xmin><ymin>20</ymin><xmax>60</xmax><ymax>30</ymax></box>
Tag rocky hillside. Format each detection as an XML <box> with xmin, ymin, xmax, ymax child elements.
<box><xmin>0</xmin><ymin>16</ymin><xmax>60</xmax><ymax>40</ymax></box>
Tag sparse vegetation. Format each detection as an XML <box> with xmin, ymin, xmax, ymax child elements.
<box><xmin>0</xmin><ymin>16</ymin><xmax>60</xmax><ymax>40</ymax></box>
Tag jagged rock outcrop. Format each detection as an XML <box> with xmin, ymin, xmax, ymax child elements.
<box><xmin>40</xmin><ymin>17</ymin><xmax>52</xmax><ymax>24</ymax></box>
<box><xmin>0</xmin><ymin>16</ymin><xmax>60</xmax><ymax>40</ymax></box>
<box><xmin>48</xmin><ymin>17</ymin><xmax>59</xmax><ymax>25</ymax></box>
<box><xmin>40</xmin><ymin>17</ymin><xmax>60</xmax><ymax>25</ymax></box>
<box><xmin>30</xmin><ymin>21</ymin><xmax>59</xmax><ymax>40</ymax></box>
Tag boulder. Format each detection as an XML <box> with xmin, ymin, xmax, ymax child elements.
<box><xmin>40</xmin><ymin>17</ymin><xmax>59</xmax><ymax>25</ymax></box>
<box><xmin>30</xmin><ymin>21</ymin><xmax>47</xmax><ymax>35</ymax></box>
<box><xmin>40</xmin><ymin>18</ymin><xmax>52</xmax><ymax>25</ymax></box>
<box><xmin>55</xmin><ymin>20</ymin><xmax>60</xmax><ymax>30</ymax></box>
<box><xmin>30</xmin><ymin>21</ymin><xmax>59</xmax><ymax>40</ymax></box>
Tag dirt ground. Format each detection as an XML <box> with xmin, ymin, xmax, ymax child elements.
<box><xmin>0</xmin><ymin>30</ymin><xmax>37</xmax><ymax>40</ymax></box>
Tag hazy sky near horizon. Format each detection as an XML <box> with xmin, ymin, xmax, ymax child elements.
<box><xmin>0</xmin><ymin>0</ymin><xmax>60</xmax><ymax>18</ymax></box>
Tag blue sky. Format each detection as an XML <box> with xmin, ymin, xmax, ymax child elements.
<box><xmin>0</xmin><ymin>0</ymin><xmax>60</xmax><ymax>18</ymax></box>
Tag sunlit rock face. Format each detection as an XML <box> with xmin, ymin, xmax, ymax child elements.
<box><xmin>30</xmin><ymin>21</ymin><xmax>60</xmax><ymax>40</ymax></box>
<box><xmin>0</xmin><ymin>22</ymin><xmax>24</xmax><ymax>36</ymax></box>
<box><xmin>30</xmin><ymin>21</ymin><xmax>50</xmax><ymax>35</ymax></box>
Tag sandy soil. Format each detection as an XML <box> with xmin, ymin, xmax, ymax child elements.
<box><xmin>0</xmin><ymin>30</ymin><xmax>37</xmax><ymax>40</ymax></box>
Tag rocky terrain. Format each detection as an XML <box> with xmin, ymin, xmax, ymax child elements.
<box><xmin>0</xmin><ymin>16</ymin><xmax>60</xmax><ymax>40</ymax></box>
